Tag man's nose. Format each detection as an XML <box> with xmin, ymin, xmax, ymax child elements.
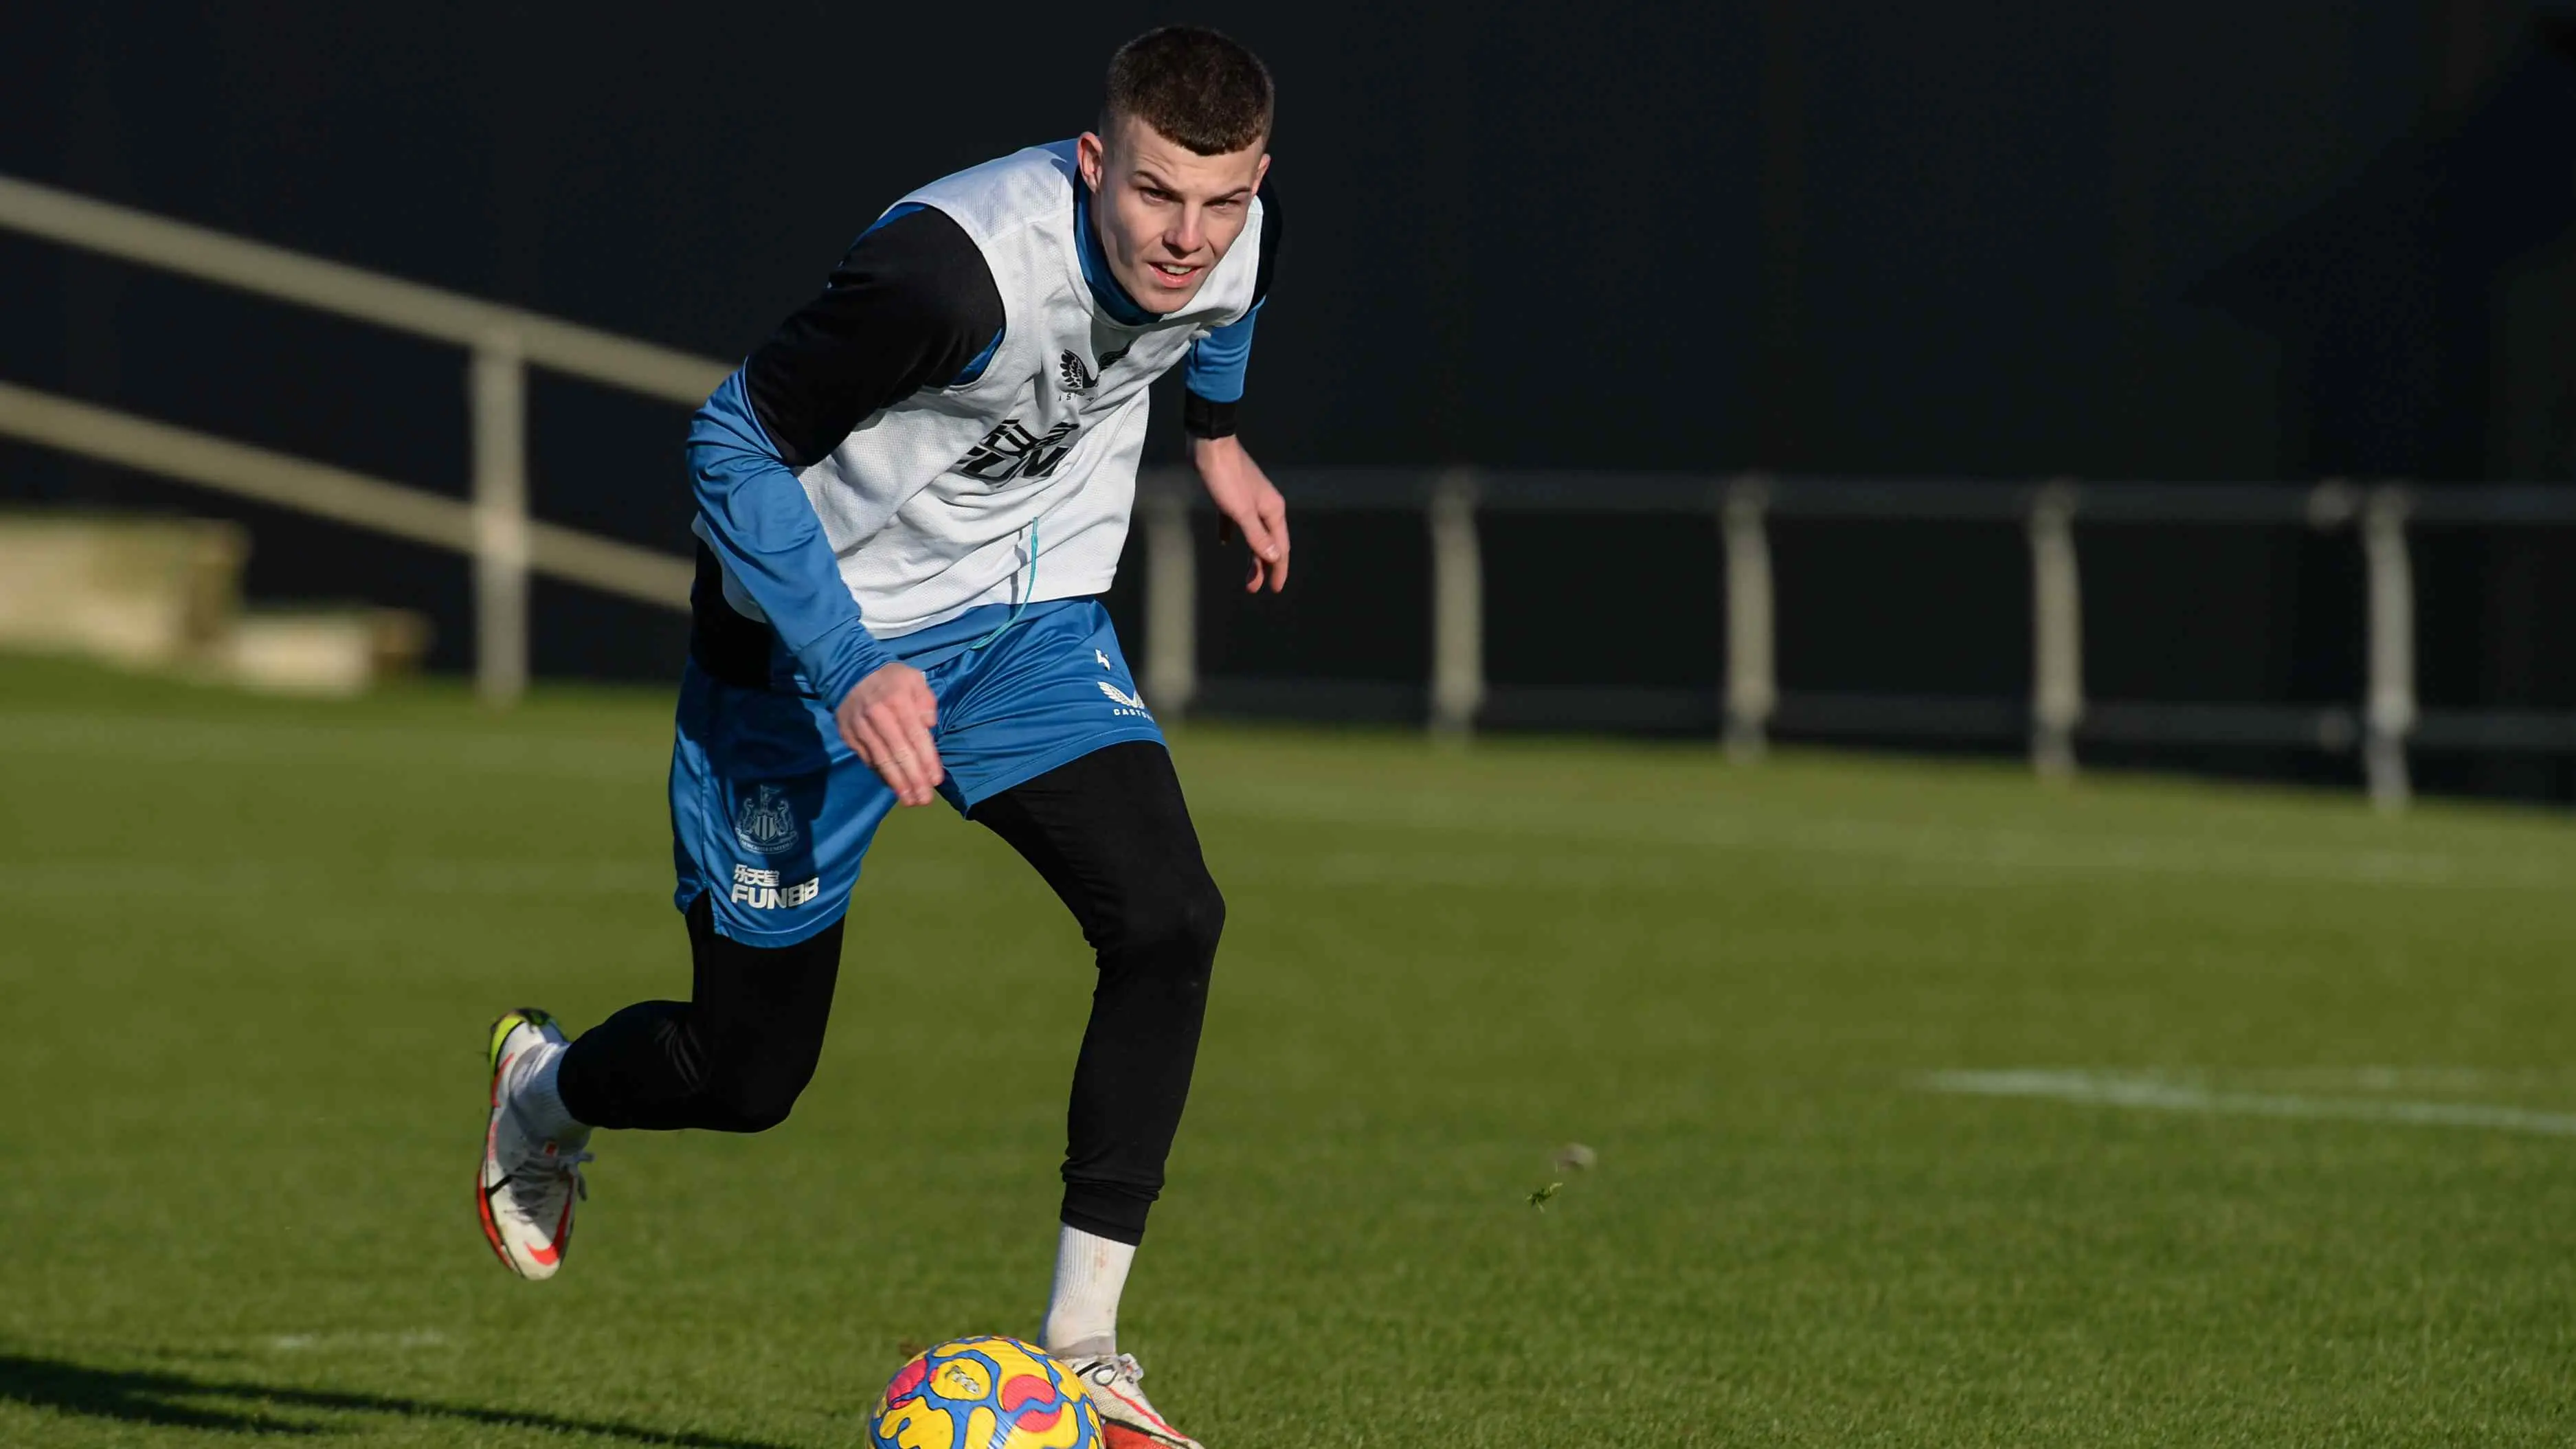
<box><xmin>1166</xmin><ymin>207</ymin><xmax>1205</xmax><ymax>256</ymax></box>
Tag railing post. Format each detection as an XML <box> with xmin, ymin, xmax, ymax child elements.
<box><xmin>2362</xmin><ymin>484</ymin><xmax>2416</xmax><ymax>811</ymax></box>
<box><xmin>1142</xmin><ymin>475</ymin><xmax>1198</xmax><ymax>721</ymax></box>
<box><xmin>2028</xmin><ymin>480</ymin><xmax>2083</xmax><ymax>778</ymax></box>
<box><xmin>1428</xmin><ymin>468</ymin><xmax>1484</xmax><ymax>737</ymax></box>
<box><xmin>1722</xmin><ymin>475</ymin><xmax>1776</xmax><ymax>760</ymax></box>
<box><xmin>470</xmin><ymin>334</ymin><xmax>529</xmax><ymax>706</ymax></box>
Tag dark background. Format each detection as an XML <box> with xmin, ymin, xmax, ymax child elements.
<box><xmin>3</xmin><ymin>2</ymin><xmax>2574</xmax><ymax>798</ymax></box>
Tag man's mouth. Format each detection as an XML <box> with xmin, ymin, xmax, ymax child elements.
<box><xmin>1146</xmin><ymin>260</ymin><xmax>1201</xmax><ymax>289</ymax></box>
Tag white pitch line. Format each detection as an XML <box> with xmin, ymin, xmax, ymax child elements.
<box><xmin>265</xmin><ymin>1329</ymin><xmax>451</xmax><ymax>1352</ymax></box>
<box><xmin>1918</xmin><ymin>1069</ymin><xmax>2576</xmax><ymax>1138</ymax></box>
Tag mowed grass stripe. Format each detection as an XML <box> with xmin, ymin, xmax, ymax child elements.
<box><xmin>11</xmin><ymin>672</ymin><xmax>2575</xmax><ymax>890</ymax></box>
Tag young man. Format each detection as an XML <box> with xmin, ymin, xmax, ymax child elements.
<box><xmin>474</xmin><ymin>27</ymin><xmax>1285</xmax><ymax>1449</ymax></box>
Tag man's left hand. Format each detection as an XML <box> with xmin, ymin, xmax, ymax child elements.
<box><xmin>1191</xmin><ymin>434</ymin><xmax>1289</xmax><ymax>593</ymax></box>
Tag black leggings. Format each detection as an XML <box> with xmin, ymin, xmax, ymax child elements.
<box><xmin>554</xmin><ymin>739</ymin><xmax>1223</xmax><ymax>1245</ymax></box>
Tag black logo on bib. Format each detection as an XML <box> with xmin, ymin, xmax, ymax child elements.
<box><xmin>1057</xmin><ymin>347</ymin><xmax>1128</xmax><ymax>394</ymax></box>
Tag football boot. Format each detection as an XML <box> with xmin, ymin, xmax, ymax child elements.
<box><xmin>1067</xmin><ymin>1352</ymin><xmax>1204</xmax><ymax>1449</ymax></box>
<box><xmin>476</xmin><ymin>1008</ymin><xmax>592</xmax><ymax>1279</ymax></box>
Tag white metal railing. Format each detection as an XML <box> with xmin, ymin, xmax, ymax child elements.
<box><xmin>2357</xmin><ymin>488</ymin><xmax>2417</xmax><ymax>809</ymax></box>
<box><xmin>1140</xmin><ymin>486</ymin><xmax>1197</xmax><ymax>719</ymax></box>
<box><xmin>2026</xmin><ymin>480</ymin><xmax>2083</xmax><ymax>780</ymax></box>
<box><xmin>0</xmin><ymin>172</ymin><xmax>719</xmax><ymax>701</ymax></box>
<box><xmin>1720</xmin><ymin>478</ymin><xmax>1776</xmax><ymax>762</ymax></box>
<box><xmin>1426</xmin><ymin>469</ymin><xmax>1484</xmax><ymax>737</ymax></box>
<box><xmin>1136</xmin><ymin>469</ymin><xmax>2576</xmax><ymax>812</ymax></box>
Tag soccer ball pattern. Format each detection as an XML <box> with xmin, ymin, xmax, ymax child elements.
<box><xmin>868</xmin><ymin>1336</ymin><xmax>1099</xmax><ymax>1449</ymax></box>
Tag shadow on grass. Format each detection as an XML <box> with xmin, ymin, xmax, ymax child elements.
<box><xmin>0</xmin><ymin>1352</ymin><xmax>792</xmax><ymax>1445</ymax></box>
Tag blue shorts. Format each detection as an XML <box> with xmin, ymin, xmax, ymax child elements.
<box><xmin>669</xmin><ymin>597</ymin><xmax>1165</xmax><ymax>945</ymax></box>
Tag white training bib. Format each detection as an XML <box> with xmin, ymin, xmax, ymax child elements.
<box><xmin>765</xmin><ymin>140</ymin><xmax>1264</xmax><ymax>639</ymax></box>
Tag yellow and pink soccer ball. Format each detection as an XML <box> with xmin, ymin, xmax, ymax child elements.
<box><xmin>866</xmin><ymin>1336</ymin><xmax>1100</xmax><ymax>1449</ymax></box>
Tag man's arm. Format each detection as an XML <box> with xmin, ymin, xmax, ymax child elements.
<box><xmin>737</xmin><ymin>205</ymin><xmax>1006</xmax><ymax>469</ymax></box>
<box><xmin>1184</xmin><ymin>182</ymin><xmax>1288</xmax><ymax>592</ymax></box>
<box><xmin>687</xmin><ymin>206</ymin><xmax>1005</xmax><ymax>802</ymax></box>
<box><xmin>691</xmin><ymin>374</ymin><xmax>893</xmax><ymax>709</ymax></box>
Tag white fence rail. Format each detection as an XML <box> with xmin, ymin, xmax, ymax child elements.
<box><xmin>6</xmin><ymin>175</ymin><xmax>2575</xmax><ymax>810</ymax></box>
<box><xmin>1136</xmin><ymin>469</ymin><xmax>2576</xmax><ymax>811</ymax></box>
<box><xmin>0</xmin><ymin>172</ymin><xmax>721</xmax><ymax>701</ymax></box>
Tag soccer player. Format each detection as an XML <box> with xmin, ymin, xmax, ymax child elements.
<box><xmin>474</xmin><ymin>27</ymin><xmax>1284</xmax><ymax>1449</ymax></box>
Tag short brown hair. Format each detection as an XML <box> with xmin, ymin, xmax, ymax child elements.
<box><xmin>1101</xmin><ymin>27</ymin><xmax>1274</xmax><ymax>155</ymax></box>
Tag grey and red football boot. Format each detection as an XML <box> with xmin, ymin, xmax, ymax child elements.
<box><xmin>476</xmin><ymin>1008</ymin><xmax>592</xmax><ymax>1279</ymax></box>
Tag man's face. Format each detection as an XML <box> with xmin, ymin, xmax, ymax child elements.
<box><xmin>1077</xmin><ymin>114</ymin><xmax>1269</xmax><ymax>315</ymax></box>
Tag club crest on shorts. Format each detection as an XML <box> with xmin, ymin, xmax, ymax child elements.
<box><xmin>732</xmin><ymin>784</ymin><xmax>802</xmax><ymax>856</ymax></box>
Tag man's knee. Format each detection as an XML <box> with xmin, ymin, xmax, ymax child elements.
<box><xmin>1106</xmin><ymin>863</ymin><xmax>1225</xmax><ymax>979</ymax></box>
<box><xmin>706</xmin><ymin>1084</ymin><xmax>800</xmax><ymax>1134</ymax></box>
<box><xmin>699</xmin><ymin>1029</ymin><xmax>823</xmax><ymax>1132</ymax></box>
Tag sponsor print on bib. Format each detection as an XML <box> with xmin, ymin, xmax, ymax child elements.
<box><xmin>954</xmin><ymin>418</ymin><xmax>1080</xmax><ymax>485</ymax></box>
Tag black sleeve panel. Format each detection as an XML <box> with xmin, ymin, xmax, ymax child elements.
<box><xmin>1183</xmin><ymin>391</ymin><xmax>1237</xmax><ymax>439</ymax></box>
<box><xmin>741</xmin><ymin>207</ymin><xmax>1007</xmax><ymax>469</ymax></box>
<box><xmin>1253</xmin><ymin>178</ymin><xmax>1284</xmax><ymax>305</ymax></box>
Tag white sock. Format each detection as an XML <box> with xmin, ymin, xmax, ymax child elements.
<box><xmin>506</xmin><ymin>1040</ymin><xmax>587</xmax><ymax>1143</ymax></box>
<box><xmin>1040</xmin><ymin>1224</ymin><xmax>1136</xmax><ymax>1360</ymax></box>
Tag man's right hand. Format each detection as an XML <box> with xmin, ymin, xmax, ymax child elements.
<box><xmin>835</xmin><ymin>662</ymin><xmax>943</xmax><ymax>807</ymax></box>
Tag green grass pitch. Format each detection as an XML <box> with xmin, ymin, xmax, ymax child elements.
<box><xmin>3</xmin><ymin>654</ymin><xmax>2574</xmax><ymax>1446</ymax></box>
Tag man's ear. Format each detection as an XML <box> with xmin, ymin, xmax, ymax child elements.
<box><xmin>1253</xmin><ymin>153</ymin><xmax>1270</xmax><ymax>191</ymax></box>
<box><xmin>1077</xmin><ymin>132</ymin><xmax>1106</xmax><ymax>192</ymax></box>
